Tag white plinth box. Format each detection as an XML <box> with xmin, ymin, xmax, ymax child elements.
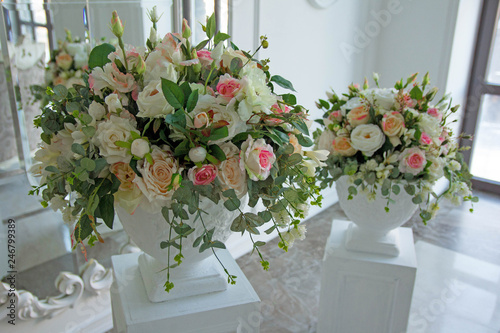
<box><xmin>111</xmin><ymin>250</ymin><xmax>261</xmax><ymax>333</ymax></box>
<box><xmin>317</xmin><ymin>220</ymin><xmax>417</xmax><ymax>333</ymax></box>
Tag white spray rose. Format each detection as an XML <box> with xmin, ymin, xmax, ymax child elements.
<box><xmin>189</xmin><ymin>147</ymin><xmax>207</xmax><ymax>163</ymax></box>
<box><xmin>105</xmin><ymin>93</ymin><xmax>122</xmax><ymax>114</ymax></box>
<box><xmin>131</xmin><ymin>139</ymin><xmax>150</xmax><ymax>159</ymax></box>
<box><xmin>88</xmin><ymin>101</ymin><xmax>106</xmax><ymax>121</ymax></box>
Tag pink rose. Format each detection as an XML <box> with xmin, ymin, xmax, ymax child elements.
<box><xmin>188</xmin><ymin>164</ymin><xmax>218</xmax><ymax>185</ymax></box>
<box><xmin>427</xmin><ymin>108</ymin><xmax>443</xmax><ymax>121</ymax></box>
<box><xmin>197</xmin><ymin>49</ymin><xmax>213</xmax><ymax>67</ymax></box>
<box><xmin>403</xmin><ymin>93</ymin><xmax>415</xmax><ymax>108</ymax></box>
<box><xmin>330</xmin><ymin>110</ymin><xmax>342</xmax><ymax>122</ymax></box>
<box><xmin>216</xmin><ymin>74</ymin><xmax>241</xmax><ymax>101</ymax></box>
<box><xmin>420</xmin><ymin>132</ymin><xmax>433</xmax><ymax>145</ymax></box>
<box><xmin>398</xmin><ymin>147</ymin><xmax>426</xmax><ymax>175</ymax></box>
<box><xmin>240</xmin><ymin>136</ymin><xmax>276</xmax><ymax>181</ymax></box>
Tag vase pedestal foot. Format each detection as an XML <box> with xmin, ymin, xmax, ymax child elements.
<box><xmin>138</xmin><ymin>253</ymin><xmax>228</xmax><ymax>303</ymax></box>
<box><xmin>111</xmin><ymin>250</ymin><xmax>261</xmax><ymax>333</ymax></box>
<box><xmin>317</xmin><ymin>220</ymin><xmax>417</xmax><ymax>333</ymax></box>
<box><xmin>344</xmin><ymin>222</ymin><xmax>401</xmax><ymax>257</ymax></box>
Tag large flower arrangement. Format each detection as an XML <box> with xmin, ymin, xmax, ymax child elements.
<box><xmin>31</xmin><ymin>30</ymin><xmax>90</xmax><ymax>106</ymax></box>
<box><xmin>30</xmin><ymin>10</ymin><xmax>324</xmax><ymax>291</ymax></box>
<box><xmin>314</xmin><ymin>73</ymin><xmax>477</xmax><ymax>223</ymax></box>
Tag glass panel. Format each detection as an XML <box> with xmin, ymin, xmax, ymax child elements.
<box><xmin>470</xmin><ymin>94</ymin><xmax>500</xmax><ymax>183</ymax></box>
<box><xmin>487</xmin><ymin>8</ymin><xmax>500</xmax><ymax>84</ymax></box>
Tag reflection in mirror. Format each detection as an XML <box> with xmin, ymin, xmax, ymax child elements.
<box><xmin>0</xmin><ymin>0</ymin><xmax>232</xmax><ymax>316</ymax></box>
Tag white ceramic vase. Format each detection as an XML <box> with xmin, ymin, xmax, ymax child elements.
<box><xmin>116</xmin><ymin>195</ymin><xmax>246</xmax><ymax>302</ymax></box>
<box><xmin>336</xmin><ymin>176</ymin><xmax>417</xmax><ymax>256</ymax></box>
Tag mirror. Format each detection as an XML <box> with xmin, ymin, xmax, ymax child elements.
<box><xmin>0</xmin><ymin>0</ymin><xmax>231</xmax><ymax>317</ymax></box>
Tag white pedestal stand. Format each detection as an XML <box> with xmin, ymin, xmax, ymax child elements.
<box><xmin>111</xmin><ymin>250</ymin><xmax>261</xmax><ymax>333</ymax></box>
<box><xmin>317</xmin><ymin>220</ymin><xmax>417</xmax><ymax>333</ymax></box>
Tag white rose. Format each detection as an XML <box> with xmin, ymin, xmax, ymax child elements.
<box><xmin>418</xmin><ymin>113</ymin><xmax>442</xmax><ymax>140</ymax></box>
<box><xmin>137</xmin><ymin>80</ymin><xmax>174</xmax><ymax>118</ymax></box>
<box><xmin>143</xmin><ymin>50</ymin><xmax>178</xmax><ymax>85</ymax></box>
<box><xmin>237</xmin><ymin>69</ymin><xmax>277</xmax><ymax>121</ymax></box>
<box><xmin>449</xmin><ymin>160</ymin><xmax>461</xmax><ymax>171</ymax></box>
<box><xmin>364</xmin><ymin>88</ymin><xmax>396</xmax><ymax>111</ymax></box>
<box><xmin>189</xmin><ymin>146</ymin><xmax>207</xmax><ymax>163</ymax></box>
<box><xmin>350</xmin><ymin>124</ymin><xmax>386</xmax><ymax>156</ymax></box>
<box><xmin>73</xmin><ymin>50</ymin><xmax>88</xmax><ymax>69</ymax></box>
<box><xmin>340</xmin><ymin>97</ymin><xmax>363</xmax><ymax>115</ymax></box>
<box><xmin>427</xmin><ymin>155</ymin><xmax>444</xmax><ymax>180</ymax></box>
<box><xmin>88</xmin><ymin>101</ymin><xmax>106</xmax><ymax>121</ymax></box>
<box><xmin>105</xmin><ymin>93</ymin><xmax>122</xmax><ymax>114</ymax></box>
<box><xmin>317</xmin><ymin>130</ymin><xmax>336</xmax><ymax>154</ymax></box>
<box><xmin>131</xmin><ymin>139</ymin><xmax>150</xmax><ymax>158</ymax></box>
<box><xmin>93</xmin><ymin>115</ymin><xmax>138</xmax><ymax>164</ymax></box>
<box><xmin>66</xmin><ymin>43</ymin><xmax>85</xmax><ymax>57</ymax></box>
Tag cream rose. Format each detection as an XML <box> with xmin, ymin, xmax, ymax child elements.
<box><xmin>136</xmin><ymin>80</ymin><xmax>174</xmax><ymax>118</ymax></box>
<box><xmin>110</xmin><ymin>162</ymin><xmax>143</xmax><ymax>214</ymax></box>
<box><xmin>134</xmin><ymin>146</ymin><xmax>180</xmax><ymax>210</ymax></box>
<box><xmin>240</xmin><ymin>136</ymin><xmax>276</xmax><ymax>181</ymax></box>
<box><xmin>55</xmin><ymin>53</ymin><xmax>73</xmax><ymax>70</ymax></box>
<box><xmin>347</xmin><ymin>105</ymin><xmax>370</xmax><ymax>127</ymax></box>
<box><xmin>381</xmin><ymin>111</ymin><xmax>405</xmax><ymax>146</ymax></box>
<box><xmin>350</xmin><ymin>124</ymin><xmax>385</xmax><ymax>156</ymax></box>
<box><xmin>332</xmin><ymin>136</ymin><xmax>357</xmax><ymax>156</ymax></box>
<box><xmin>93</xmin><ymin>115</ymin><xmax>138</xmax><ymax>164</ymax></box>
<box><xmin>218</xmin><ymin>143</ymin><xmax>247</xmax><ymax>197</ymax></box>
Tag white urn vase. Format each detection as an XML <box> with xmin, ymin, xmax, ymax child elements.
<box><xmin>336</xmin><ymin>176</ymin><xmax>417</xmax><ymax>257</ymax></box>
<box><xmin>116</xmin><ymin>195</ymin><xmax>246</xmax><ymax>303</ymax></box>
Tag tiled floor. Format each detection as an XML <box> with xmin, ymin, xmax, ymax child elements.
<box><xmin>2</xmin><ymin>173</ymin><xmax>500</xmax><ymax>332</ymax></box>
<box><xmin>237</xmin><ymin>190</ymin><xmax>500</xmax><ymax>333</ymax></box>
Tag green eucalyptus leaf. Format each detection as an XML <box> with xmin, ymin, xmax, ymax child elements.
<box><xmin>270</xmin><ymin>75</ymin><xmax>296</xmax><ymax>91</ymax></box>
<box><xmin>88</xmin><ymin>43</ymin><xmax>116</xmax><ymax>69</ymax></box>
<box><xmin>224</xmin><ymin>198</ymin><xmax>241</xmax><ymax>211</ymax></box>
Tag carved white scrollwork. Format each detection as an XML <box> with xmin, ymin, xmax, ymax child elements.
<box><xmin>81</xmin><ymin>259</ymin><xmax>114</xmax><ymax>295</ymax></box>
<box><xmin>0</xmin><ymin>259</ymin><xmax>112</xmax><ymax>321</ymax></box>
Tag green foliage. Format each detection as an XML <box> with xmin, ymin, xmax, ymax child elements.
<box><xmin>88</xmin><ymin>43</ymin><xmax>116</xmax><ymax>69</ymax></box>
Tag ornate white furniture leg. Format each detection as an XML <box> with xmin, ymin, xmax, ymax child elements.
<box><xmin>317</xmin><ymin>220</ymin><xmax>417</xmax><ymax>333</ymax></box>
<box><xmin>111</xmin><ymin>250</ymin><xmax>261</xmax><ymax>333</ymax></box>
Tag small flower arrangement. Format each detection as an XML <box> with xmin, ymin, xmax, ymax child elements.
<box><xmin>314</xmin><ymin>73</ymin><xmax>477</xmax><ymax>223</ymax></box>
<box><xmin>31</xmin><ymin>29</ymin><xmax>90</xmax><ymax>106</ymax></box>
<box><xmin>30</xmin><ymin>9</ymin><xmax>325</xmax><ymax>291</ymax></box>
